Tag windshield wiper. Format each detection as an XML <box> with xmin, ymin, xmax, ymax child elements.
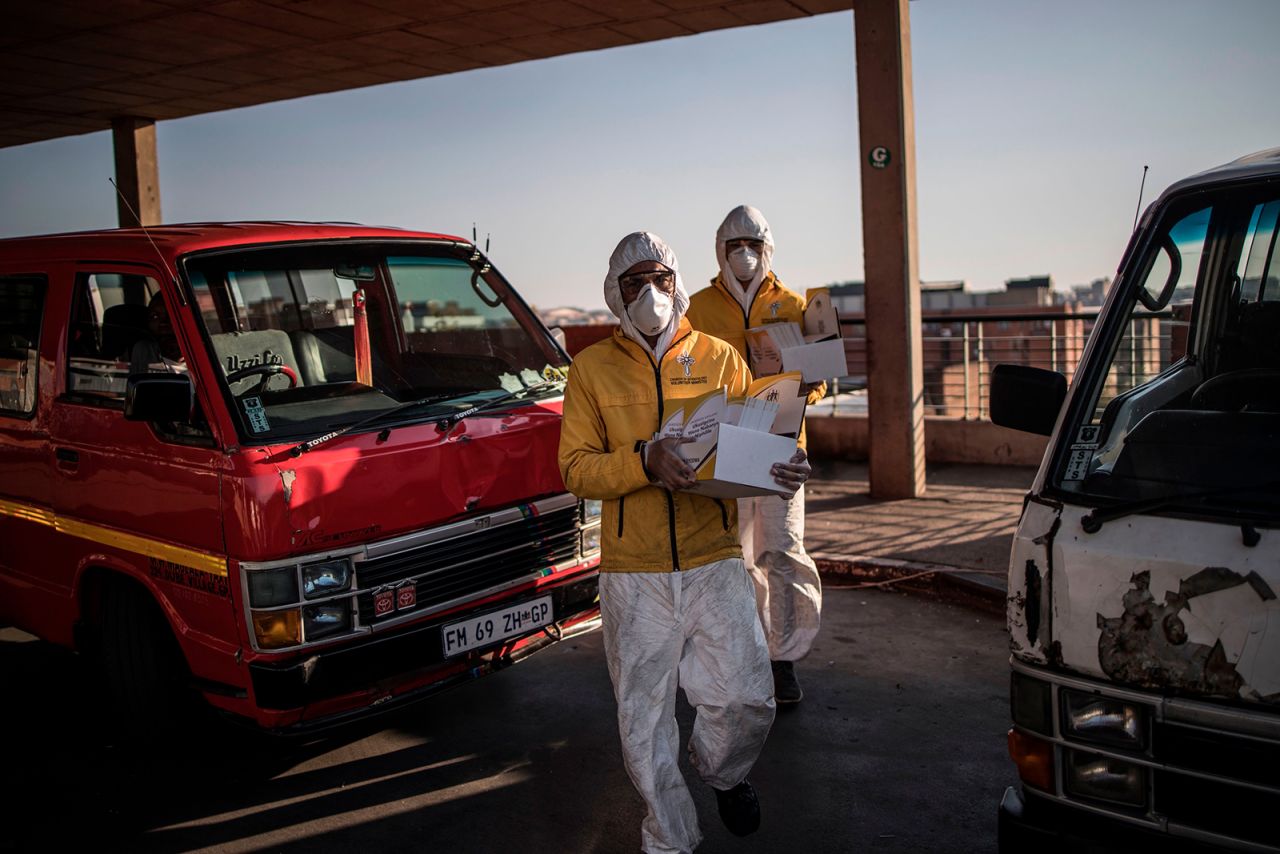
<box><xmin>289</xmin><ymin>392</ymin><xmax>459</xmax><ymax>457</ymax></box>
<box><xmin>436</xmin><ymin>379</ymin><xmax>564</xmax><ymax>435</ymax></box>
<box><xmin>1080</xmin><ymin>479</ymin><xmax>1280</xmax><ymax>533</ymax></box>
<box><xmin>288</xmin><ymin>380</ymin><xmax>564</xmax><ymax>457</ymax></box>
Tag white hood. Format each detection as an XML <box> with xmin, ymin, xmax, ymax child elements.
<box><xmin>603</xmin><ymin>231</ymin><xmax>690</xmax><ymax>359</ymax></box>
<box><xmin>715</xmin><ymin>205</ymin><xmax>775</xmax><ymax>312</ymax></box>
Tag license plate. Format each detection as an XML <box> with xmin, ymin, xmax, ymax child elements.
<box><xmin>441</xmin><ymin>595</ymin><xmax>553</xmax><ymax>658</ymax></box>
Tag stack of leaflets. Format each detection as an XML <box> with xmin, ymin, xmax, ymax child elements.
<box><xmin>656</xmin><ymin>372</ymin><xmax>807</xmax><ymax>498</ymax></box>
<box><xmin>744</xmin><ymin>288</ymin><xmax>849</xmax><ymax>383</ymax></box>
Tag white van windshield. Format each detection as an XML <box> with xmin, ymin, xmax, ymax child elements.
<box><xmin>1054</xmin><ymin>189</ymin><xmax>1280</xmax><ymax>520</ymax></box>
<box><xmin>184</xmin><ymin>243</ymin><xmax>568</xmax><ymax>443</ymax></box>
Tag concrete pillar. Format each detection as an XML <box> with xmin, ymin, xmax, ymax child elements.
<box><xmin>111</xmin><ymin>117</ymin><xmax>161</xmax><ymax>228</ymax></box>
<box><xmin>854</xmin><ymin>0</ymin><xmax>926</xmax><ymax>498</ymax></box>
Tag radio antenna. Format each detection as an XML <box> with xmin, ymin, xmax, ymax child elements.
<box><xmin>1131</xmin><ymin>165</ymin><xmax>1149</xmax><ymax>233</ymax></box>
<box><xmin>108</xmin><ymin>177</ymin><xmax>181</xmax><ymax>296</ymax></box>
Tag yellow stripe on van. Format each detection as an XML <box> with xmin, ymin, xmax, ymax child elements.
<box><xmin>0</xmin><ymin>497</ymin><xmax>227</xmax><ymax>577</ymax></box>
<box><xmin>0</xmin><ymin>497</ymin><xmax>55</xmax><ymax>527</ymax></box>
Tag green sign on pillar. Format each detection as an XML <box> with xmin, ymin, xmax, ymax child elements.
<box><xmin>868</xmin><ymin>146</ymin><xmax>891</xmax><ymax>169</ymax></box>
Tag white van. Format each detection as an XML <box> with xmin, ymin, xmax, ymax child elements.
<box><xmin>993</xmin><ymin>149</ymin><xmax>1279</xmax><ymax>851</ymax></box>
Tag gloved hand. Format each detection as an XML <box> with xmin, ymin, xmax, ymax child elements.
<box><xmin>771</xmin><ymin>447</ymin><xmax>811</xmax><ymax>494</ymax></box>
<box><xmin>645</xmin><ymin>436</ymin><xmax>697</xmax><ymax>491</ymax></box>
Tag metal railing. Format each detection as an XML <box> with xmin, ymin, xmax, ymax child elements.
<box><xmin>827</xmin><ymin>309</ymin><xmax>1182</xmax><ymax>419</ymax></box>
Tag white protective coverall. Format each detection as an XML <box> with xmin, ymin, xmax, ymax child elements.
<box><xmin>594</xmin><ymin>232</ymin><xmax>774</xmax><ymax>854</ymax></box>
<box><xmin>716</xmin><ymin>206</ymin><xmax>823</xmax><ymax>663</ymax></box>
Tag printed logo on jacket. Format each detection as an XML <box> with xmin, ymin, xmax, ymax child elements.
<box><xmin>670</xmin><ymin>350</ymin><xmax>708</xmax><ymax>386</ymax></box>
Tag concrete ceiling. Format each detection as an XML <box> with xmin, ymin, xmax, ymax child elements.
<box><xmin>0</xmin><ymin>0</ymin><xmax>851</xmax><ymax>150</ymax></box>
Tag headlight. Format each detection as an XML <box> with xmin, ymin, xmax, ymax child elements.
<box><xmin>1063</xmin><ymin>749</ymin><xmax>1146</xmax><ymax>808</ymax></box>
<box><xmin>252</xmin><ymin>608</ymin><xmax>301</xmax><ymax>649</ymax></box>
<box><xmin>302</xmin><ymin>559</ymin><xmax>352</xmax><ymax>599</ymax></box>
<box><xmin>582</xmin><ymin>499</ymin><xmax>602</xmax><ymax>522</ymax></box>
<box><xmin>1061</xmin><ymin>690</ymin><xmax>1146</xmax><ymax>750</ymax></box>
<box><xmin>247</xmin><ymin>567</ymin><xmax>299</xmax><ymax>607</ymax></box>
<box><xmin>303</xmin><ymin>600</ymin><xmax>351</xmax><ymax>641</ymax></box>
<box><xmin>581</xmin><ymin>525</ymin><xmax>601</xmax><ymax>556</ymax></box>
<box><xmin>1010</xmin><ymin>671</ymin><xmax>1052</xmax><ymax>736</ymax></box>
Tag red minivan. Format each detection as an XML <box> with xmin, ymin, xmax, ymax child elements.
<box><xmin>0</xmin><ymin>222</ymin><xmax>601</xmax><ymax>732</ymax></box>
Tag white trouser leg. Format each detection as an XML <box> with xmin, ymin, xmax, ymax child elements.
<box><xmin>600</xmin><ymin>571</ymin><xmax>701</xmax><ymax>854</ymax></box>
<box><xmin>738</xmin><ymin>485</ymin><xmax>822</xmax><ymax>661</ymax></box>
<box><xmin>678</xmin><ymin>559</ymin><xmax>776</xmax><ymax>789</ymax></box>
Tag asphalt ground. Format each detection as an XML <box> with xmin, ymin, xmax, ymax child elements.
<box><xmin>0</xmin><ymin>586</ymin><xmax>1014</xmax><ymax>854</ymax></box>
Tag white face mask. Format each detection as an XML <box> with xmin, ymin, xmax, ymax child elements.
<box><xmin>626</xmin><ymin>284</ymin><xmax>674</xmax><ymax>337</ymax></box>
<box><xmin>728</xmin><ymin>245</ymin><xmax>761</xmax><ymax>283</ymax></box>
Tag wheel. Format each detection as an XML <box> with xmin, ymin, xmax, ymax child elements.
<box><xmin>225</xmin><ymin>363</ymin><xmax>299</xmax><ymax>394</ymax></box>
<box><xmin>100</xmin><ymin>580</ymin><xmax>193</xmax><ymax>732</ymax></box>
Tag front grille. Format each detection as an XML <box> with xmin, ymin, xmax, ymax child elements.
<box><xmin>1154</xmin><ymin>722</ymin><xmax>1280</xmax><ymax>789</ymax></box>
<box><xmin>251</xmin><ymin>574</ymin><xmax>600</xmax><ymax>713</ymax></box>
<box><xmin>1148</xmin><ymin>722</ymin><xmax>1280</xmax><ymax>848</ymax></box>
<box><xmin>355</xmin><ymin>503</ymin><xmax>580</xmax><ymax>623</ymax></box>
<box><xmin>1155</xmin><ymin>770</ymin><xmax>1280</xmax><ymax>848</ymax></box>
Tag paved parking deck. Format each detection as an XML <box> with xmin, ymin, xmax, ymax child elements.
<box><xmin>806</xmin><ymin>461</ymin><xmax>1036</xmax><ymax>591</ymax></box>
<box><xmin>0</xmin><ymin>587</ymin><xmax>1014</xmax><ymax>854</ymax></box>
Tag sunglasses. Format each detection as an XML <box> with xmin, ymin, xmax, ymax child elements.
<box><xmin>619</xmin><ymin>270</ymin><xmax>676</xmax><ymax>294</ymax></box>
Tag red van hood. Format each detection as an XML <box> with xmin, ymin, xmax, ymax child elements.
<box><xmin>223</xmin><ymin>401</ymin><xmax>568</xmax><ymax>560</ymax></box>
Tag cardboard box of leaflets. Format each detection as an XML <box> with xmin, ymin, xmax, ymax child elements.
<box><xmin>744</xmin><ymin>288</ymin><xmax>848</xmax><ymax>383</ymax></box>
<box><xmin>657</xmin><ymin>372</ymin><xmax>807</xmax><ymax>499</ymax></box>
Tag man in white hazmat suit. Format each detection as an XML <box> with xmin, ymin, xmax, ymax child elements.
<box><xmin>686</xmin><ymin>205</ymin><xmax>825</xmax><ymax>704</ymax></box>
<box><xmin>559</xmin><ymin>231</ymin><xmax>811</xmax><ymax>854</ymax></box>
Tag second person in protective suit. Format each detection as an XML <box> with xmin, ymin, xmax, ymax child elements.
<box><xmin>559</xmin><ymin>231</ymin><xmax>810</xmax><ymax>854</ymax></box>
<box><xmin>686</xmin><ymin>205</ymin><xmax>825</xmax><ymax>705</ymax></box>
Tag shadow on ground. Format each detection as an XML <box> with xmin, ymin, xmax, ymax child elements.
<box><xmin>1</xmin><ymin>588</ymin><xmax>1014</xmax><ymax>853</ymax></box>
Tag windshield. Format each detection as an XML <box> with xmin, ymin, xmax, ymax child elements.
<box><xmin>1052</xmin><ymin>187</ymin><xmax>1280</xmax><ymax>520</ymax></box>
<box><xmin>184</xmin><ymin>242</ymin><xmax>568</xmax><ymax>443</ymax></box>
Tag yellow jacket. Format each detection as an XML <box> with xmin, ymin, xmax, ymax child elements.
<box><xmin>559</xmin><ymin>318</ymin><xmax>750</xmax><ymax>573</ymax></box>
<box><xmin>686</xmin><ymin>272</ymin><xmax>827</xmax><ymax>448</ymax></box>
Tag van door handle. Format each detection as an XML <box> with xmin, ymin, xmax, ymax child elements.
<box><xmin>55</xmin><ymin>448</ymin><xmax>79</xmax><ymax>468</ymax></box>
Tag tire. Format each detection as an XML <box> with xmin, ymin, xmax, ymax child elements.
<box><xmin>100</xmin><ymin>580</ymin><xmax>193</xmax><ymax>733</ymax></box>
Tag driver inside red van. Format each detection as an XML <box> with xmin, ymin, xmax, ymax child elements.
<box><xmin>130</xmin><ymin>293</ymin><xmax>186</xmax><ymax>374</ymax></box>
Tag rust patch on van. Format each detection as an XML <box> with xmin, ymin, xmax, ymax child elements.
<box><xmin>1097</xmin><ymin>569</ymin><xmax>1245</xmax><ymax>697</ymax></box>
<box><xmin>1023</xmin><ymin>560</ymin><xmax>1042</xmax><ymax>645</ymax></box>
<box><xmin>280</xmin><ymin>469</ymin><xmax>296</xmax><ymax>505</ymax></box>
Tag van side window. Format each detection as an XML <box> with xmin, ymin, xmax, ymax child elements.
<box><xmin>1054</xmin><ymin>190</ymin><xmax>1280</xmax><ymax>517</ymax></box>
<box><xmin>0</xmin><ymin>276</ymin><xmax>46</xmax><ymax>416</ymax></box>
<box><xmin>1090</xmin><ymin>206</ymin><xmax>1211</xmax><ymax>421</ymax></box>
<box><xmin>1236</xmin><ymin>199</ymin><xmax>1280</xmax><ymax>304</ymax></box>
<box><xmin>65</xmin><ymin>273</ymin><xmax>160</xmax><ymax>403</ymax></box>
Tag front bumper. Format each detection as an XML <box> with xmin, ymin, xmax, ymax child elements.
<box><xmin>999</xmin><ymin>787</ymin><xmax>1244</xmax><ymax>854</ymax></box>
<box><xmin>242</xmin><ymin>571</ymin><xmax>598</xmax><ymax>733</ymax></box>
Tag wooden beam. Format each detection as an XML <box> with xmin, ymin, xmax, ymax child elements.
<box><xmin>111</xmin><ymin>116</ymin><xmax>161</xmax><ymax>228</ymax></box>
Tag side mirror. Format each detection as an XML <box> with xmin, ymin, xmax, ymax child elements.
<box><xmin>548</xmin><ymin>326</ymin><xmax>568</xmax><ymax>351</ymax></box>
<box><xmin>989</xmin><ymin>364</ymin><xmax>1067</xmax><ymax>436</ymax></box>
<box><xmin>125</xmin><ymin>374</ymin><xmax>194</xmax><ymax>423</ymax></box>
<box><xmin>1136</xmin><ymin>233</ymin><xmax>1182</xmax><ymax>311</ymax></box>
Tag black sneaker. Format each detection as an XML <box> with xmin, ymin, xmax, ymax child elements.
<box><xmin>772</xmin><ymin>659</ymin><xmax>803</xmax><ymax>704</ymax></box>
<box><xmin>714</xmin><ymin>780</ymin><xmax>760</xmax><ymax>836</ymax></box>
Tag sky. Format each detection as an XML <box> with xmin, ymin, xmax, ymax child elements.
<box><xmin>1</xmin><ymin>0</ymin><xmax>1278</xmax><ymax>311</ymax></box>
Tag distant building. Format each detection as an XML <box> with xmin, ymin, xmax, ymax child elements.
<box><xmin>827</xmin><ymin>281</ymin><xmax>864</xmax><ymax>315</ymax></box>
<box><xmin>535</xmin><ymin>306</ymin><xmax>616</xmax><ymax>327</ymax></box>
<box><xmin>826</xmin><ymin>273</ymin><xmax>1120</xmax><ymax>415</ymax></box>
<box><xmin>826</xmin><ymin>279</ymin><xmax>980</xmax><ymax>314</ymax></box>
<box><xmin>1069</xmin><ymin>277</ymin><xmax>1112</xmax><ymax>307</ymax></box>
<box><xmin>985</xmin><ymin>275</ymin><xmax>1054</xmax><ymax>307</ymax></box>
